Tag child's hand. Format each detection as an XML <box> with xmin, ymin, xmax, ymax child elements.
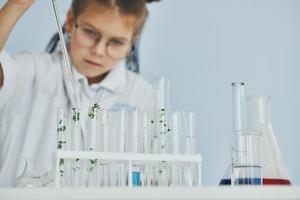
<box><xmin>0</xmin><ymin>0</ymin><xmax>35</xmax><ymax>51</ymax></box>
<box><xmin>8</xmin><ymin>0</ymin><xmax>35</xmax><ymax>9</ymax></box>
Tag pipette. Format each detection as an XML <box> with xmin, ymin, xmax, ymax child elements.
<box><xmin>51</xmin><ymin>0</ymin><xmax>79</xmax><ymax>108</ymax></box>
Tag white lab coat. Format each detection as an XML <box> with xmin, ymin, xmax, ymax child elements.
<box><xmin>0</xmin><ymin>50</ymin><xmax>155</xmax><ymax>187</ymax></box>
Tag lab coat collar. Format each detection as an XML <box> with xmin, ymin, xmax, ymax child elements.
<box><xmin>99</xmin><ymin>60</ymin><xmax>127</xmax><ymax>94</ymax></box>
<box><xmin>72</xmin><ymin>60</ymin><xmax>127</xmax><ymax>94</ymax></box>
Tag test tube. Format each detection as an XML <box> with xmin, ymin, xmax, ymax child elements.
<box><xmin>170</xmin><ymin>111</ymin><xmax>181</xmax><ymax>186</ymax></box>
<box><xmin>131</xmin><ymin>110</ymin><xmax>141</xmax><ymax>187</ymax></box>
<box><xmin>232</xmin><ymin>82</ymin><xmax>247</xmax><ymax>131</ymax></box>
<box><xmin>185</xmin><ymin>112</ymin><xmax>197</xmax><ymax>155</ymax></box>
<box><xmin>153</xmin><ymin>77</ymin><xmax>170</xmax><ymax>153</ymax></box>
<box><xmin>87</xmin><ymin>103</ymin><xmax>100</xmax><ymax>151</ymax></box>
<box><xmin>70</xmin><ymin>108</ymin><xmax>84</xmax><ymax>187</ymax></box>
<box><xmin>57</xmin><ymin>108</ymin><xmax>68</xmax><ymax>186</ymax></box>
<box><xmin>154</xmin><ymin>77</ymin><xmax>170</xmax><ymax>110</ymax></box>
<box><xmin>57</xmin><ymin>108</ymin><xmax>68</xmax><ymax>151</ymax></box>
<box><xmin>116</xmin><ymin>109</ymin><xmax>128</xmax><ymax>187</ymax></box>
<box><xmin>140</xmin><ymin>111</ymin><xmax>151</xmax><ymax>187</ymax></box>
<box><xmin>150</xmin><ymin>113</ymin><xmax>159</xmax><ymax>154</ymax></box>
<box><xmin>184</xmin><ymin>112</ymin><xmax>197</xmax><ymax>186</ymax></box>
<box><xmin>86</xmin><ymin>103</ymin><xmax>100</xmax><ymax>187</ymax></box>
<box><xmin>118</xmin><ymin>110</ymin><xmax>127</xmax><ymax>153</ymax></box>
<box><xmin>142</xmin><ymin>112</ymin><xmax>150</xmax><ymax>154</ymax></box>
<box><xmin>137</xmin><ymin>111</ymin><xmax>152</xmax><ymax>187</ymax></box>
<box><xmin>99</xmin><ymin>110</ymin><xmax>110</xmax><ymax>186</ymax></box>
<box><xmin>100</xmin><ymin>110</ymin><xmax>109</xmax><ymax>152</ymax></box>
<box><xmin>131</xmin><ymin>110</ymin><xmax>139</xmax><ymax>153</ymax></box>
<box><xmin>158</xmin><ymin>109</ymin><xmax>171</xmax><ymax>186</ymax></box>
<box><xmin>71</xmin><ymin>108</ymin><xmax>81</xmax><ymax>151</ymax></box>
<box><xmin>153</xmin><ymin>78</ymin><xmax>171</xmax><ymax>187</ymax></box>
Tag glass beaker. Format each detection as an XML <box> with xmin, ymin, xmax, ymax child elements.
<box><xmin>219</xmin><ymin>81</ymin><xmax>247</xmax><ymax>186</ymax></box>
<box><xmin>231</xmin><ymin>130</ymin><xmax>262</xmax><ymax>186</ymax></box>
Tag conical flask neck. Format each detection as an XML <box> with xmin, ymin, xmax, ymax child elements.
<box><xmin>247</xmin><ymin>96</ymin><xmax>272</xmax><ymax>126</ymax></box>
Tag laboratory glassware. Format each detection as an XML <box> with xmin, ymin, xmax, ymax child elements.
<box><xmin>51</xmin><ymin>0</ymin><xmax>79</xmax><ymax>108</ymax></box>
<box><xmin>169</xmin><ymin>111</ymin><xmax>183</xmax><ymax>186</ymax></box>
<box><xmin>219</xmin><ymin>81</ymin><xmax>247</xmax><ymax>185</ymax></box>
<box><xmin>56</xmin><ymin>107</ymin><xmax>87</xmax><ymax>187</ymax></box>
<box><xmin>115</xmin><ymin>109</ymin><xmax>129</xmax><ymax>187</ymax></box>
<box><xmin>86</xmin><ymin>103</ymin><xmax>101</xmax><ymax>187</ymax></box>
<box><xmin>168</xmin><ymin>111</ymin><xmax>198</xmax><ymax>186</ymax></box>
<box><xmin>153</xmin><ymin>77</ymin><xmax>171</xmax><ymax>186</ymax></box>
<box><xmin>231</xmin><ymin>130</ymin><xmax>262</xmax><ymax>186</ymax></box>
<box><xmin>232</xmin><ymin>82</ymin><xmax>247</xmax><ymax>131</ymax></box>
<box><xmin>247</xmin><ymin>96</ymin><xmax>291</xmax><ymax>185</ymax></box>
<box><xmin>99</xmin><ymin>109</ymin><xmax>111</xmax><ymax>187</ymax></box>
<box><xmin>130</xmin><ymin>110</ymin><xmax>142</xmax><ymax>186</ymax></box>
<box><xmin>57</xmin><ymin>108</ymin><xmax>68</xmax><ymax>186</ymax></box>
<box><xmin>55</xmin><ymin>106</ymin><xmax>201</xmax><ymax>187</ymax></box>
<box><xmin>70</xmin><ymin>108</ymin><xmax>86</xmax><ymax>187</ymax></box>
<box><xmin>183</xmin><ymin>111</ymin><xmax>197</xmax><ymax>186</ymax></box>
<box><xmin>16</xmin><ymin>158</ymin><xmax>55</xmax><ymax>188</ymax></box>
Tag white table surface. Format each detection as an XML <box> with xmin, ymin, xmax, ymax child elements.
<box><xmin>0</xmin><ymin>186</ymin><xmax>299</xmax><ymax>200</ymax></box>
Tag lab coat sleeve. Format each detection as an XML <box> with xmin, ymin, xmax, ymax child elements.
<box><xmin>0</xmin><ymin>50</ymin><xmax>36</xmax><ymax>109</ymax></box>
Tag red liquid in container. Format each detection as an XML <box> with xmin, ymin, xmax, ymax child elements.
<box><xmin>263</xmin><ymin>178</ymin><xmax>291</xmax><ymax>185</ymax></box>
<box><xmin>219</xmin><ymin>178</ymin><xmax>291</xmax><ymax>185</ymax></box>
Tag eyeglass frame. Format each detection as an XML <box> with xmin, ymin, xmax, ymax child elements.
<box><xmin>73</xmin><ymin>21</ymin><xmax>133</xmax><ymax>59</ymax></box>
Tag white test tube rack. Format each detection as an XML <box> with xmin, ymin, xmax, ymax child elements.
<box><xmin>55</xmin><ymin>151</ymin><xmax>202</xmax><ymax>188</ymax></box>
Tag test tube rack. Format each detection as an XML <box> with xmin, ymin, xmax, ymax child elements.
<box><xmin>55</xmin><ymin>151</ymin><xmax>202</xmax><ymax>188</ymax></box>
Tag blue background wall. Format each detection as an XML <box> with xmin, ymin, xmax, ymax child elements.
<box><xmin>1</xmin><ymin>0</ymin><xmax>299</xmax><ymax>185</ymax></box>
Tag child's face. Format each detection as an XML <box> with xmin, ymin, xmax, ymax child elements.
<box><xmin>66</xmin><ymin>3</ymin><xmax>136</xmax><ymax>84</ymax></box>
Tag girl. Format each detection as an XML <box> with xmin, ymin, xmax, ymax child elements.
<box><xmin>0</xmin><ymin>0</ymin><xmax>159</xmax><ymax>186</ymax></box>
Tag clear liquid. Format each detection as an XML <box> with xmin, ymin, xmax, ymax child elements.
<box><xmin>232</xmin><ymin>165</ymin><xmax>262</xmax><ymax>185</ymax></box>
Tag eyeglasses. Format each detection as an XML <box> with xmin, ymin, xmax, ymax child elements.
<box><xmin>74</xmin><ymin>22</ymin><xmax>132</xmax><ymax>59</ymax></box>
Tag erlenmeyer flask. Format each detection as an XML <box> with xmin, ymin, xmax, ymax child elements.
<box><xmin>15</xmin><ymin>158</ymin><xmax>35</xmax><ymax>187</ymax></box>
<box><xmin>15</xmin><ymin>158</ymin><xmax>55</xmax><ymax>187</ymax></box>
<box><xmin>247</xmin><ymin>96</ymin><xmax>291</xmax><ymax>185</ymax></box>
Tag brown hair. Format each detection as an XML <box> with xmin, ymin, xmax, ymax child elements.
<box><xmin>71</xmin><ymin>0</ymin><xmax>160</xmax><ymax>35</ymax></box>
